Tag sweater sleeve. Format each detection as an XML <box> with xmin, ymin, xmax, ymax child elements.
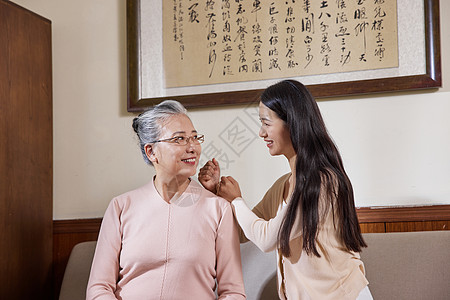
<box><xmin>236</xmin><ymin>176</ymin><xmax>286</xmax><ymax>243</ymax></box>
<box><xmin>231</xmin><ymin>197</ymin><xmax>287</xmax><ymax>253</ymax></box>
<box><xmin>215</xmin><ymin>203</ymin><xmax>247</xmax><ymax>299</ymax></box>
<box><xmin>86</xmin><ymin>199</ymin><xmax>122</xmax><ymax>300</ymax></box>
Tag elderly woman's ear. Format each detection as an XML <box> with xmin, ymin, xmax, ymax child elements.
<box><xmin>144</xmin><ymin>144</ymin><xmax>157</xmax><ymax>164</ymax></box>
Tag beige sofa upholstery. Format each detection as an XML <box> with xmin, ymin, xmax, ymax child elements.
<box><xmin>360</xmin><ymin>231</ymin><xmax>450</xmax><ymax>300</ymax></box>
<box><xmin>59</xmin><ymin>231</ymin><xmax>450</xmax><ymax>300</ymax></box>
<box><xmin>59</xmin><ymin>241</ymin><xmax>96</xmax><ymax>300</ymax></box>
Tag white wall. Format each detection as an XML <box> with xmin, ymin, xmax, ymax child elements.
<box><xmin>11</xmin><ymin>0</ymin><xmax>450</xmax><ymax>220</ymax></box>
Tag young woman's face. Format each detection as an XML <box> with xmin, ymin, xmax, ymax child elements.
<box><xmin>147</xmin><ymin>114</ymin><xmax>201</xmax><ymax>180</ymax></box>
<box><xmin>258</xmin><ymin>102</ymin><xmax>295</xmax><ymax>159</ymax></box>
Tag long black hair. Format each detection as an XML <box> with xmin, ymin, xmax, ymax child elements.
<box><xmin>261</xmin><ymin>80</ymin><xmax>366</xmax><ymax>257</ymax></box>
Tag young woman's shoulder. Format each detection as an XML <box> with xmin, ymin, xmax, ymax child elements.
<box><xmin>266</xmin><ymin>173</ymin><xmax>291</xmax><ymax>195</ymax></box>
<box><xmin>273</xmin><ymin>173</ymin><xmax>291</xmax><ymax>187</ymax></box>
<box><xmin>252</xmin><ymin>173</ymin><xmax>291</xmax><ymax>219</ymax></box>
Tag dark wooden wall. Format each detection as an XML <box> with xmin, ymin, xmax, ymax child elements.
<box><xmin>52</xmin><ymin>205</ymin><xmax>450</xmax><ymax>299</ymax></box>
<box><xmin>0</xmin><ymin>1</ymin><xmax>53</xmax><ymax>299</ymax></box>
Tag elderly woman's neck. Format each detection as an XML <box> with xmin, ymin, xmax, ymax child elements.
<box><xmin>154</xmin><ymin>175</ymin><xmax>191</xmax><ymax>203</ymax></box>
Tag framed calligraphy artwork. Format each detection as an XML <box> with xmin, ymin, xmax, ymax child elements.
<box><xmin>127</xmin><ymin>0</ymin><xmax>441</xmax><ymax>111</ymax></box>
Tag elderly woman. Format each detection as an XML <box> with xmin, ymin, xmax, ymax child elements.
<box><xmin>87</xmin><ymin>100</ymin><xmax>246</xmax><ymax>300</ymax></box>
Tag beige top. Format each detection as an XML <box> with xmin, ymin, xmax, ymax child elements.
<box><xmin>232</xmin><ymin>173</ymin><xmax>368</xmax><ymax>300</ymax></box>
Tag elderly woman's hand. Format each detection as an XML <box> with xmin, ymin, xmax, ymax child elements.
<box><xmin>217</xmin><ymin>176</ymin><xmax>242</xmax><ymax>203</ymax></box>
<box><xmin>198</xmin><ymin>158</ymin><xmax>221</xmax><ymax>194</ymax></box>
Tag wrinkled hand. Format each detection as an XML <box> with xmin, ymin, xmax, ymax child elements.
<box><xmin>217</xmin><ymin>176</ymin><xmax>242</xmax><ymax>203</ymax></box>
<box><xmin>198</xmin><ymin>158</ymin><xmax>221</xmax><ymax>194</ymax></box>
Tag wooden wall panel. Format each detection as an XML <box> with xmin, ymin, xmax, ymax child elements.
<box><xmin>356</xmin><ymin>205</ymin><xmax>450</xmax><ymax>223</ymax></box>
<box><xmin>386</xmin><ymin>220</ymin><xmax>450</xmax><ymax>232</ymax></box>
<box><xmin>0</xmin><ymin>2</ymin><xmax>52</xmax><ymax>299</ymax></box>
<box><xmin>360</xmin><ymin>222</ymin><xmax>385</xmax><ymax>233</ymax></box>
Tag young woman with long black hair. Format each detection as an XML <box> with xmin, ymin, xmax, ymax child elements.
<box><xmin>199</xmin><ymin>80</ymin><xmax>372</xmax><ymax>300</ymax></box>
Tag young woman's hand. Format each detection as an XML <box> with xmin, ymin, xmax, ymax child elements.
<box><xmin>198</xmin><ymin>158</ymin><xmax>221</xmax><ymax>194</ymax></box>
<box><xmin>217</xmin><ymin>176</ymin><xmax>242</xmax><ymax>202</ymax></box>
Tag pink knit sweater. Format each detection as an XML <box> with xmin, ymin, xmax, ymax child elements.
<box><xmin>87</xmin><ymin>179</ymin><xmax>246</xmax><ymax>300</ymax></box>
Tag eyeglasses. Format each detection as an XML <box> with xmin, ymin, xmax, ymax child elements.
<box><xmin>150</xmin><ymin>134</ymin><xmax>205</xmax><ymax>145</ymax></box>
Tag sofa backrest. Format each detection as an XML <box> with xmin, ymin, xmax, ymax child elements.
<box><xmin>59</xmin><ymin>241</ymin><xmax>96</xmax><ymax>300</ymax></box>
<box><xmin>59</xmin><ymin>231</ymin><xmax>450</xmax><ymax>300</ymax></box>
<box><xmin>361</xmin><ymin>230</ymin><xmax>450</xmax><ymax>300</ymax></box>
<box><xmin>240</xmin><ymin>241</ymin><xmax>277</xmax><ymax>300</ymax></box>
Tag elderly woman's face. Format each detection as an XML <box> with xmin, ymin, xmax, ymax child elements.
<box><xmin>150</xmin><ymin>114</ymin><xmax>201</xmax><ymax>179</ymax></box>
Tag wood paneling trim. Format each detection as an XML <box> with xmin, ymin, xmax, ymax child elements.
<box><xmin>52</xmin><ymin>205</ymin><xmax>450</xmax><ymax>235</ymax></box>
<box><xmin>54</xmin><ymin>218</ymin><xmax>102</xmax><ymax>234</ymax></box>
<box><xmin>359</xmin><ymin>222</ymin><xmax>385</xmax><ymax>234</ymax></box>
<box><xmin>356</xmin><ymin>205</ymin><xmax>450</xmax><ymax>223</ymax></box>
<box><xmin>386</xmin><ymin>220</ymin><xmax>450</xmax><ymax>232</ymax></box>
<box><xmin>53</xmin><ymin>205</ymin><xmax>450</xmax><ymax>234</ymax></box>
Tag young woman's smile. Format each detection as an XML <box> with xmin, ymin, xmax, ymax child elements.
<box><xmin>258</xmin><ymin>102</ymin><xmax>295</xmax><ymax>160</ymax></box>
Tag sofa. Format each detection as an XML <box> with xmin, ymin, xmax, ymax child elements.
<box><xmin>59</xmin><ymin>231</ymin><xmax>450</xmax><ymax>300</ymax></box>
